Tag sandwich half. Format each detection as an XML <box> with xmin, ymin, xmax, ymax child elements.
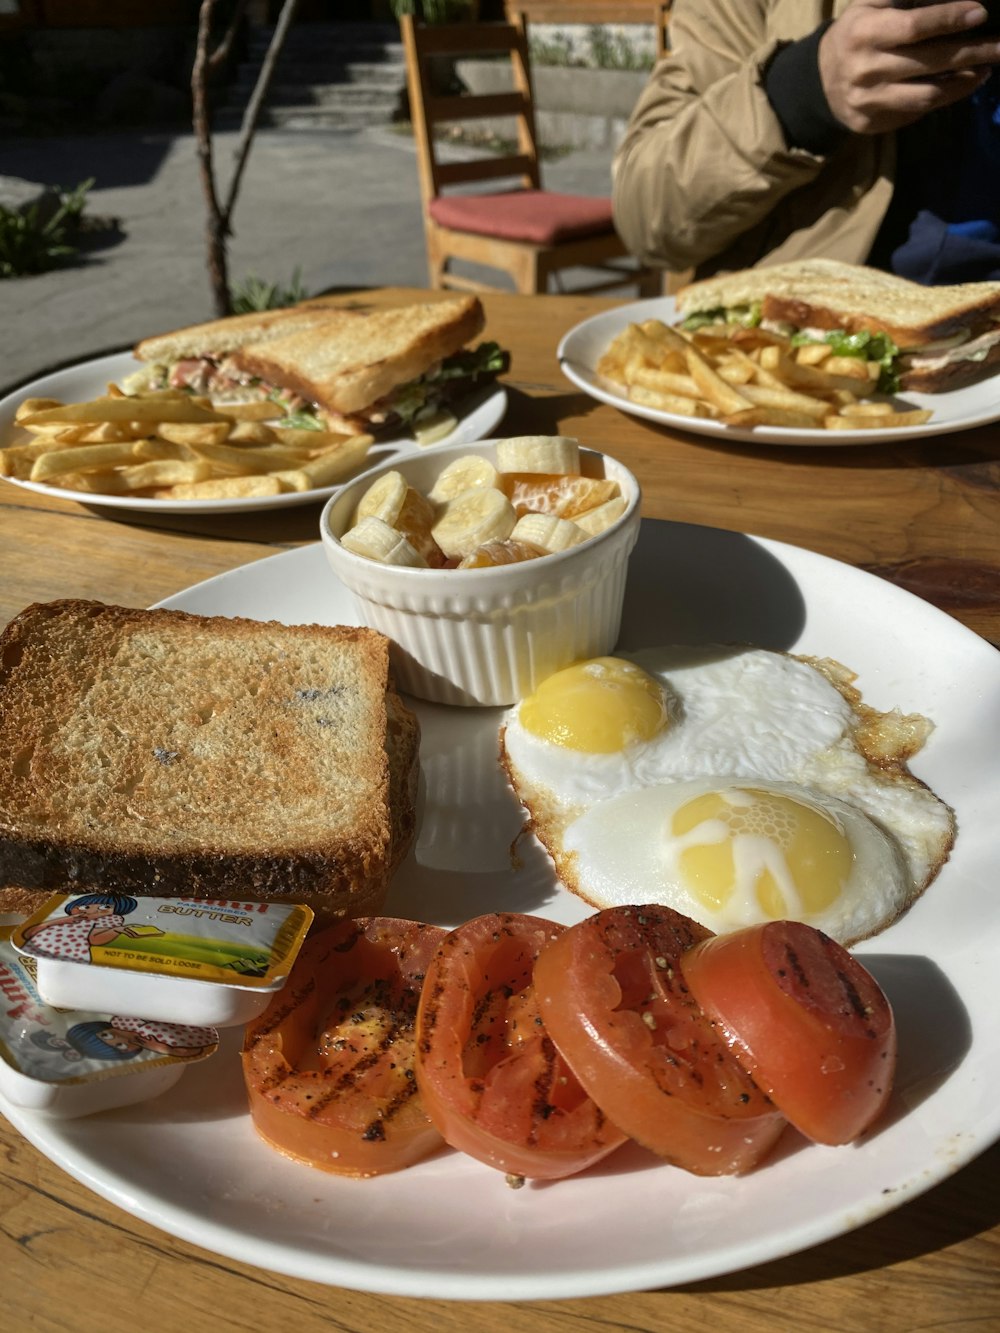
<box><xmin>0</xmin><ymin>600</ymin><xmax>420</xmax><ymax>924</ymax></box>
<box><xmin>128</xmin><ymin>295</ymin><xmax>507</xmax><ymax>434</ymax></box>
<box><xmin>674</xmin><ymin>259</ymin><xmax>1000</xmax><ymax>392</ymax></box>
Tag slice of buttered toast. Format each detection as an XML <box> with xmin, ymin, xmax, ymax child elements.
<box><xmin>0</xmin><ymin>599</ymin><xmax>419</xmax><ymax>922</ymax></box>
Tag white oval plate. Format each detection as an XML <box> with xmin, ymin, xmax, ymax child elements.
<box><xmin>2</xmin><ymin>522</ymin><xmax>999</xmax><ymax>1300</ymax></box>
<box><xmin>558</xmin><ymin>297</ymin><xmax>1000</xmax><ymax>445</ymax></box>
<box><xmin>0</xmin><ymin>351</ymin><xmax>507</xmax><ymax>513</ymax></box>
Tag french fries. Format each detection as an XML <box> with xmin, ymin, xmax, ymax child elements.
<box><xmin>2</xmin><ymin>386</ymin><xmax>375</xmax><ymax>500</ymax></box>
<box><xmin>596</xmin><ymin>319</ymin><xmax>932</xmax><ymax>432</ymax></box>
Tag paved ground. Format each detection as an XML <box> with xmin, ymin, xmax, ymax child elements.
<box><xmin>0</xmin><ymin>125</ymin><xmax>620</xmax><ymax>392</ymax></box>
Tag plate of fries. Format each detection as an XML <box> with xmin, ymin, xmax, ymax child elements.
<box><xmin>558</xmin><ymin>298</ymin><xmax>1000</xmax><ymax>445</ymax></box>
<box><xmin>0</xmin><ymin>352</ymin><xmax>508</xmax><ymax>513</ymax></box>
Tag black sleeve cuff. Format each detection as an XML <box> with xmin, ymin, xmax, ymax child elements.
<box><xmin>764</xmin><ymin>21</ymin><xmax>848</xmax><ymax>156</ymax></box>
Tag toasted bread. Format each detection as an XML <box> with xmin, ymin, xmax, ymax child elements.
<box><xmin>231</xmin><ymin>296</ymin><xmax>486</xmax><ymax>418</ymax></box>
<box><xmin>133</xmin><ymin>301</ymin><xmax>347</xmax><ymax>366</ymax></box>
<box><xmin>675</xmin><ymin>259</ymin><xmax>1000</xmax><ymax>391</ymax></box>
<box><xmin>0</xmin><ymin>600</ymin><xmax>420</xmax><ymax>924</ymax></box>
<box><xmin>676</xmin><ymin>259</ymin><xmax>1000</xmax><ymax>344</ymax></box>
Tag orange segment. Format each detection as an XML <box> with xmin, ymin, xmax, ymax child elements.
<box><xmin>500</xmin><ymin>472</ymin><xmax>620</xmax><ymax>519</ymax></box>
<box><xmin>458</xmin><ymin>538</ymin><xmax>546</xmax><ymax>569</ymax></box>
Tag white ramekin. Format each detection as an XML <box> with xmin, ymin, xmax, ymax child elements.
<box><xmin>319</xmin><ymin>441</ymin><xmax>641</xmax><ymax>707</ymax></box>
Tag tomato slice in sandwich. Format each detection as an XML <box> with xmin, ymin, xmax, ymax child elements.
<box><xmin>241</xmin><ymin>916</ymin><xmax>447</xmax><ymax>1177</ymax></box>
<box><xmin>414</xmin><ymin>912</ymin><xmax>628</xmax><ymax>1180</ymax></box>
<box><xmin>533</xmin><ymin>905</ymin><xmax>786</xmax><ymax>1175</ymax></box>
<box><xmin>680</xmin><ymin>920</ymin><xmax>896</xmax><ymax>1145</ymax></box>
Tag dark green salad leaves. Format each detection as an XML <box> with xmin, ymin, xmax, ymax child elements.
<box><xmin>391</xmin><ymin>341</ymin><xmax>509</xmax><ymax>425</ymax></box>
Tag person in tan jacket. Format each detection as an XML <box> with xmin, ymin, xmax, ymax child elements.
<box><xmin>613</xmin><ymin>0</ymin><xmax>1000</xmax><ymax>282</ymax></box>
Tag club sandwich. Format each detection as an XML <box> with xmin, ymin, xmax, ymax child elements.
<box><xmin>674</xmin><ymin>259</ymin><xmax>1000</xmax><ymax>392</ymax></box>
<box><xmin>127</xmin><ymin>295</ymin><xmax>507</xmax><ymax>434</ymax></box>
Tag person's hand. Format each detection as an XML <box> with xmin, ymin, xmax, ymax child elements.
<box><xmin>819</xmin><ymin>0</ymin><xmax>1000</xmax><ymax>133</ymax></box>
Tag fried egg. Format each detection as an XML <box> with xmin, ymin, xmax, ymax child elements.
<box><xmin>500</xmin><ymin>648</ymin><xmax>955</xmax><ymax>944</ymax></box>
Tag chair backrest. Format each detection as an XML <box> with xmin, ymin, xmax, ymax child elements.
<box><xmin>502</xmin><ymin>2</ymin><xmax>672</xmax><ymax>59</ymax></box>
<box><xmin>400</xmin><ymin>13</ymin><xmax>543</xmax><ymax>217</ymax></box>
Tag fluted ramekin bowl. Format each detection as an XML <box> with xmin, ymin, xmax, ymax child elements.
<box><xmin>319</xmin><ymin>441</ymin><xmax>641</xmax><ymax>707</ymax></box>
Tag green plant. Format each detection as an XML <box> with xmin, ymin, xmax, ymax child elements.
<box><xmin>529</xmin><ymin>32</ymin><xmax>576</xmax><ymax>67</ymax></box>
<box><xmin>229</xmin><ymin>267</ymin><xmax>307</xmax><ymax>312</ymax></box>
<box><xmin>586</xmin><ymin>25</ymin><xmax>655</xmax><ymax>71</ymax></box>
<box><xmin>0</xmin><ymin>178</ymin><xmax>93</xmax><ymax>278</ymax></box>
<box><xmin>530</xmin><ymin>26</ymin><xmax>655</xmax><ymax>71</ymax></box>
<box><xmin>389</xmin><ymin>0</ymin><xmax>476</xmax><ymax>21</ymax></box>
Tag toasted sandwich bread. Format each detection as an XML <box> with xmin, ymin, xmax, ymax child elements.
<box><xmin>230</xmin><ymin>295</ymin><xmax>487</xmax><ymax>424</ymax></box>
<box><xmin>132</xmin><ymin>301</ymin><xmax>346</xmax><ymax>366</ymax></box>
<box><xmin>675</xmin><ymin>259</ymin><xmax>1000</xmax><ymax>391</ymax></box>
<box><xmin>0</xmin><ymin>601</ymin><xmax>419</xmax><ymax>924</ymax></box>
<box><xmin>128</xmin><ymin>295</ymin><xmax>498</xmax><ymax>430</ymax></box>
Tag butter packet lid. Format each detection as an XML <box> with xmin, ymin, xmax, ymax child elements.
<box><xmin>0</xmin><ymin>929</ymin><xmax>217</xmax><ymax>1117</ymax></box>
<box><xmin>13</xmin><ymin>893</ymin><xmax>314</xmax><ymax>989</ymax></box>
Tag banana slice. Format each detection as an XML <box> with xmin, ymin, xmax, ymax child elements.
<box><xmin>431</xmin><ymin>486</ymin><xmax>516</xmax><ymax>559</ymax></box>
<box><xmin>511</xmin><ymin>512</ymin><xmax>587</xmax><ymax>554</ymax></box>
<box><xmin>495</xmin><ymin>436</ymin><xmax>581</xmax><ymax>476</ymax></box>
<box><xmin>340</xmin><ymin>515</ymin><xmax>427</xmax><ymax>567</ymax></box>
<box><xmin>355</xmin><ymin>469</ymin><xmax>408</xmax><ymax>526</ymax></box>
<box><xmin>428</xmin><ymin>454</ymin><xmax>500</xmax><ymax>505</ymax></box>
<box><xmin>572</xmin><ymin>495</ymin><xmax>627</xmax><ymax>536</ymax></box>
<box><xmin>412</xmin><ymin>408</ymin><xmax>458</xmax><ymax>447</ymax></box>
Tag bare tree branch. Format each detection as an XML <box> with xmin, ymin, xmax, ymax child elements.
<box><xmin>192</xmin><ymin>0</ymin><xmax>230</xmax><ymax>315</ymax></box>
<box><xmin>208</xmin><ymin>0</ymin><xmax>252</xmax><ymax>73</ymax></box>
<box><xmin>192</xmin><ymin>0</ymin><xmax>303</xmax><ymax>316</ymax></box>
<box><xmin>223</xmin><ymin>0</ymin><xmax>301</xmax><ymax>222</ymax></box>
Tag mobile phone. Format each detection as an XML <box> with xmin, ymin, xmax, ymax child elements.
<box><xmin>894</xmin><ymin>0</ymin><xmax>1000</xmax><ymax>34</ymax></box>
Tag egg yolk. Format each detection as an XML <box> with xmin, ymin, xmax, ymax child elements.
<box><xmin>669</xmin><ymin>787</ymin><xmax>853</xmax><ymax>919</ymax></box>
<box><xmin>518</xmin><ymin>657</ymin><xmax>670</xmax><ymax>753</ymax></box>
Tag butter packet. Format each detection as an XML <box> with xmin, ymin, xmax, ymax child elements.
<box><xmin>0</xmin><ymin>929</ymin><xmax>216</xmax><ymax>1118</ymax></box>
<box><xmin>12</xmin><ymin>893</ymin><xmax>314</xmax><ymax>1027</ymax></box>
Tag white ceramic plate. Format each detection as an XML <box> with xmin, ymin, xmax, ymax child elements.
<box><xmin>0</xmin><ymin>351</ymin><xmax>507</xmax><ymax>513</ymax></box>
<box><xmin>3</xmin><ymin>523</ymin><xmax>999</xmax><ymax>1301</ymax></box>
<box><xmin>558</xmin><ymin>297</ymin><xmax>1000</xmax><ymax>445</ymax></box>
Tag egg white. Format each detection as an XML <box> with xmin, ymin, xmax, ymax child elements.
<box><xmin>563</xmin><ymin>779</ymin><xmax>911</xmax><ymax>944</ymax></box>
<box><xmin>500</xmin><ymin>646</ymin><xmax>956</xmax><ymax>942</ymax></box>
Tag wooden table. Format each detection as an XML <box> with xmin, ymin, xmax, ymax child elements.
<box><xmin>2</xmin><ymin>287</ymin><xmax>998</xmax><ymax>1332</ymax></box>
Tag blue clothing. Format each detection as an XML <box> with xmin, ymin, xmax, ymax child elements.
<box><xmin>766</xmin><ymin>31</ymin><xmax>1000</xmax><ymax>284</ymax></box>
<box><xmin>874</xmin><ymin>72</ymin><xmax>1000</xmax><ymax>283</ymax></box>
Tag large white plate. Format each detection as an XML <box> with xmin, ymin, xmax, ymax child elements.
<box><xmin>0</xmin><ymin>351</ymin><xmax>507</xmax><ymax>513</ymax></box>
<box><xmin>559</xmin><ymin>297</ymin><xmax>1000</xmax><ymax>445</ymax></box>
<box><xmin>3</xmin><ymin>523</ymin><xmax>999</xmax><ymax>1301</ymax></box>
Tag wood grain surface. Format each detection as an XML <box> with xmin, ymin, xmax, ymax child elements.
<box><xmin>1</xmin><ymin>287</ymin><xmax>998</xmax><ymax>1331</ymax></box>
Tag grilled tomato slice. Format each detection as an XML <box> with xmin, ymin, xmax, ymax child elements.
<box><xmin>533</xmin><ymin>905</ymin><xmax>787</xmax><ymax>1175</ymax></box>
<box><xmin>241</xmin><ymin>916</ymin><xmax>447</xmax><ymax>1177</ymax></box>
<box><xmin>414</xmin><ymin>911</ymin><xmax>628</xmax><ymax>1180</ymax></box>
<box><xmin>680</xmin><ymin>919</ymin><xmax>897</xmax><ymax>1144</ymax></box>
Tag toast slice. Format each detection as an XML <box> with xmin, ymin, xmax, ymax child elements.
<box><xmin>676</xmin><ymin>259</ymin><xmax>1000</xmax><ymax>345</ymax></box>
<box><xmin>132</xmin><ymin>301</ymin><xmax>347</xmax><ymax>366</ymax></box>
<box><xmin>675</xmin><ymin>259</ymin><xmax>1000</xmax><ymax>391</ymax></box>
<box><xmin>0</xmin><ymin>600</ymin><xmax>420</xmax><ymax>923</ymax></box>
<box><xmin>230</xmin><ymin>295</ymin><xmax>486</xmax><ymax>419</ymax></box>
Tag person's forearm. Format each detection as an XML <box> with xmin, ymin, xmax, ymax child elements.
<box><xmin>765</xmin><ymin>22</ymin><xmax>849</xmax><ymax>153</ymax></box>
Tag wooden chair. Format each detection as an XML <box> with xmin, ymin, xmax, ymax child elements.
<box><xmin>400</xmin><ymin>12</ymin><xmax>660</xmax><ymax>296</ymax></box>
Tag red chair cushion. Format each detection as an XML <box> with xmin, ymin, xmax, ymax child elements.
<box><xmin>428</xmin><ymin>190</ymin><xmax>616</xmax><ymax>245</ymax></box>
